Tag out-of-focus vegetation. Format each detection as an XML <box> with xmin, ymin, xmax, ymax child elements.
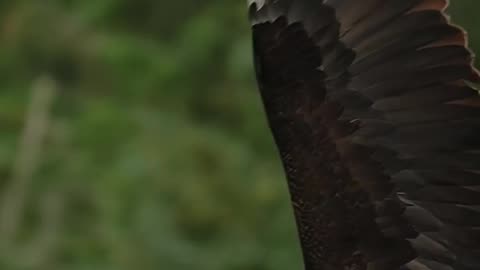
<box><xmin>0</xmin><ymin>1</ymin><xmax>477</xmax><ymax>269</ymax></box>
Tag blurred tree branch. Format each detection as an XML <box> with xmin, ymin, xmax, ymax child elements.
<box><xmin>0</xmin><ymin>75</ymin><xmax>58</xmax><ymax>255</ymax></box>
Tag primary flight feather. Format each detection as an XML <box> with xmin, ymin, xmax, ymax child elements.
<box><xmin>247</xmin><ymin>0</ymin><xmax>480</xmax><ymax>270</ymax></box>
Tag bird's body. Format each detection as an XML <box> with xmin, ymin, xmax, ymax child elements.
<box><xmin>248</xmin><ymin>1</ymin><xmax>480</xmax><ymax>270</ymax></box>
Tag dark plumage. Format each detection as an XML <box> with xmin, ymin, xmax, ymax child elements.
<box><xmin>247</xmin><ymin>1</ymin><xmax>480</xmax><ymax>269</ymax></box>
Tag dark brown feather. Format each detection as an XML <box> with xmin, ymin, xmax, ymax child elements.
<box><xmin>249</xmin><ymin>1</ymin><xmax>480</xmax><ymax>269</ymax></box>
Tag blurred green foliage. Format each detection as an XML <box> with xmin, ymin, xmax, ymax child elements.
<box><xmin>0</xmin><ymin>1</ymin><xmax>477</xmax><ymax>269</ymax></box>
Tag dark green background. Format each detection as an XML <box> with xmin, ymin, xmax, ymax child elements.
<box><xmin>0</xmin><ymin>1</ymin><xmax>477</xmax><ymax>269</ymax></box>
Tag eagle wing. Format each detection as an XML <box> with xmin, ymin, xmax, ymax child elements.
<box><xmin>249</xmin><ymin>1</ymin><xmax>480</xmax><ymax>270</ymax></box>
